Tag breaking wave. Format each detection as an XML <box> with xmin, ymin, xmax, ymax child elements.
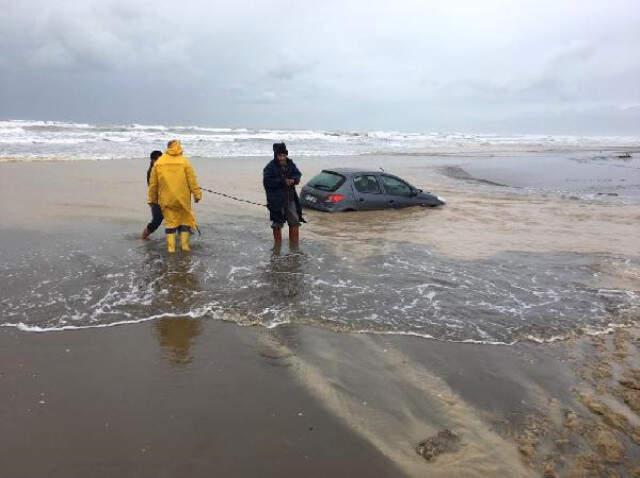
<box><xmin>2</xmin><ymin>119</ymin><xmax>640</xmax><ymax>161</ymax></box>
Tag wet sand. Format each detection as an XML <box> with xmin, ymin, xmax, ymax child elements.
<box><xmin>1</xmin><ymin>155</ymin><xmax>640</xmax><ymax>476</ymax></box>
<box><xmin>4</xmin><ymin>318</ymin><xmax>640</xmax><ymax>476</ymax></box>
<box><xmin>0</xmin><ymin>321</ymin><xmax>404</xmax><ymax>478</ymax></box>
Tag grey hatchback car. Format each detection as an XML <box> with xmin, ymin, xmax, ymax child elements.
<box><xmin>300</xmin><ymin>168</ymin><xmax>446</xmax><ymax>212</ymax></box>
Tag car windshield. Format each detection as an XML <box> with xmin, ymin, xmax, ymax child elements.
<box><xmin>308</xmin><ymin>171</ymin><xmax>345</xmax><ymax>192</ymax></box>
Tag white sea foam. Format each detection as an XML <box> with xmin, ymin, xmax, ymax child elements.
<box><xmin>0</xmin><ymin>306</ymin><xmax>219</xmax><ymax>333</ymax></box>
<box><xmin>1</xmin><ymin>119</ymin><xmax>639</xmax><ymax>162</ymax></box>
<box><xmin>4</xmin><ymin>313</ymin><xmax>634</xmax><ymax>347</ymax></box>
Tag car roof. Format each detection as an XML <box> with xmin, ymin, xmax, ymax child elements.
<box><xmin>322</xmin><ymin>168</ymin><xmax>387</xmax><ymax>176</ymax></box>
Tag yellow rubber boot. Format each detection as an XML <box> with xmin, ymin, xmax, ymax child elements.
<box><xmin>166</xmin><ymin>233</ymin><xmax>176</xmax><ymax>253</ymax></box>
<box><xmin>179</xmin><ymin>231</ymin><xmax>191</xmax><ymax>252</ymax></box>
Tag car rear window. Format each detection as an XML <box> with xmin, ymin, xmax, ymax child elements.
<box><xmin>307</xmin><ymin>171</ymin><xmax>346</xmax><ymax>192</ymax></box>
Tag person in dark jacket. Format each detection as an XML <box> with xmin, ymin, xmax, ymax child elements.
<box><xmin>263</xmin><ymin>142</ymin><xmax>304</xmax><ymax>246</ymax></box>
<box><xmin>140</xmin><ymin>150</ymin><xmax>164</xmax><ymax>240</ymax></box>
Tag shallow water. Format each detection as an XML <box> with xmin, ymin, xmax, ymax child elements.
<box><xmin>1</xmin><ymin>221</ymin><xmax>638</xmax><ymax>344</ymax></box>
<box><xmin>458</xmin><ymin>151</ymin><xmax>640</xmax><ymax>202</ymax></box>
<box><xmin>1</xmin><ymin>150</ymin><xmax>639</xmax><ymax>343</ymax></box>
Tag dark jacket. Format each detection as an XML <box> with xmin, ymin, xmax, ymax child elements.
<box><xmin>146</xmin><ymin>158</ymin><xmax>159</xmax><ymax>185</ymax></box>
<box><xmin>263</xmin><ymin>158</ymin><xmax>305</xmax><ymax>224</ymax></box>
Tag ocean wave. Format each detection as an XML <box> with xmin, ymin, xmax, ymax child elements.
<box><xmin>0</xmin><ymin>119</ymin><xmax>95</xmax><ymax>130</ymax></box>
<box><xmin>2</xmin><ymin>119</ymin><xmax>640</xmax><ymax>163</ymax></box>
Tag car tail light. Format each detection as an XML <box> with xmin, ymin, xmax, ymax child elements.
<box><xmin>325</xmin><ymin>194</ymin><xmax>345</xmax><ymax>203</ymax></box>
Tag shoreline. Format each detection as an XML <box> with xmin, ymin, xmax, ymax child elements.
<box><xmin>2</xmin><ymin>145</ymin><xmax>640</xmax><ymax>162</ymax></box>
<box><xmin>2</xmin><ymin>314</ymin><xmax>638</xmax><ymax>347</ymax></box>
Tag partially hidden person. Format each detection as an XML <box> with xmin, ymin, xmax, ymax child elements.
<box><xmin>263</xmin><ymin>142</ymin><xmax>304</xmax><ymax>247</ymax></box>
<box><xmin>141</xmin><ymin>150</ymin><xmax>164</xmax><ymax>240</ymax></box>
<box><xmin>147</xmin><ymin>140</ymin><xmax>202</xmax><ymax>253</ymax></box>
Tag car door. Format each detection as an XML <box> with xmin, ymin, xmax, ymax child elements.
<box><xmin>379</xmin><ymin>174</ymin><xmax>415</xmax><ymax>208</ymax></box>
<box><xmin>351</xmin><ymin>174</ymin><xmax>387</xmax><ymax>210</ymax></box>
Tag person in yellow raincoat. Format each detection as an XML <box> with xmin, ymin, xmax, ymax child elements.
<box><xmin>147</xmin><ymin>140</ymin><xmax>202</xmax><ymax>253</ymax></box>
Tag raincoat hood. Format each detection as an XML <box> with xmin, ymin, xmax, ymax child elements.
<box><xmin>166</xmin><ymin>140</ymin><xmax>184</xmax><ymax>156</ymax></box>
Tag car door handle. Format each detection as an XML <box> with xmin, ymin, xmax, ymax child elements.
<box><xmin>359</xmin><ymin>198</ymin><xmax>365</xmax><ymax>202</ymax></box>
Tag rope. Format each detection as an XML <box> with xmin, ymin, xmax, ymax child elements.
<box><xmin>199</xmin><ymin>187</ymin><xmax>267</xmax><ymax>208</ymax></box>
<box><xmin>198</xmin><ymin>185</ymin><xmax>306</xmax><ymax>222</ymax></box>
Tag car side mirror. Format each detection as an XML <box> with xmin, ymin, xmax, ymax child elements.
<box><xmin>410</xmin><ymin>189</ymin><xmax>419</xmax><ymax>197</ymax></box>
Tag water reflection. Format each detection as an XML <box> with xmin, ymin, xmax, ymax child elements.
<box><xmin>257</xmin><ymin>247</ymin><xmax>306</xmax><ymax>365</ymax></box>
<box><xmin>265</xmin><ymin>246</ymin><xmax>306</xmax><ymax>302</ymax></box>
<box><xmin>155</xmin><ymin>317</ymin><xmax>202</xmax><ymax>365</ymax></box>
<box><xmin>150</xmin><ymin>253</ymin><xmax>203</xmax><ymax>365</ymax></box>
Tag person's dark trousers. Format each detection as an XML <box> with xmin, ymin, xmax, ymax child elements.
<box><xmin>147</xmin><ymin>203</ymin><xmax>164</xmax><ymax>233</ymax></box>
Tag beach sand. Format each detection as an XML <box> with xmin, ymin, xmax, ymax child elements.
<box><xmin>4</xmin><ymin>317</ymin><xmax>640</xmax><ymax>477</ymax></box>
<box><xmin>1</xmin><ymin>155</ymin><xmax>640</xmax><ymax>476</ymax></box>
<box><xmin>0</xmin><ymin>321</ymin><xmax>403</xmax><ymax>477</ymax></box>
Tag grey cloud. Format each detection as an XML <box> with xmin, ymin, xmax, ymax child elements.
<box><xmin>2</xmin><ymin>0</ymin><xmax>640</xmax><ymax>134</ymax></box>
<box><xmin>267</xmin><ymin>61</ymin><xmax>316</xmax><ymax>81</ymax></box>
<box><xmin>546</xmin><ymin>44</ymin><xmax>596</xmax><ymax>70</ymax></box>
<box><xmin>2</xmin><ymin>1</ymin><xmax>191</xmax><ymax>73</ymax></box>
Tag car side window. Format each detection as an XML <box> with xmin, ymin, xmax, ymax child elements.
<box><xmin>353</xmin><ymin>175</ymin><xmax>382</xmax><ymax>194</ymax></box>
<box><xmin>381</xmin><ymin>175</ymin><xmax>412</xmax><ymax>197</ymax></box>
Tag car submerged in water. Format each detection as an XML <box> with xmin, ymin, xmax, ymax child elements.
<box><xmin>300</xmin><ymin>168</ymin><xmax>446</xmax><ymax>212</ymax></box>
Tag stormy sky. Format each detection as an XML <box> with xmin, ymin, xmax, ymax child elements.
<box><xmin>1</xmin><ymin>0</ymin><xmax>639</xmax><ymax>134</ymax></box>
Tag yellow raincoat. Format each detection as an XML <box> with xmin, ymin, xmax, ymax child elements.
<box><xmin>147</xmin><ymin>140</ymin><xmax>202</xmax><ymax>229</ymax></box>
